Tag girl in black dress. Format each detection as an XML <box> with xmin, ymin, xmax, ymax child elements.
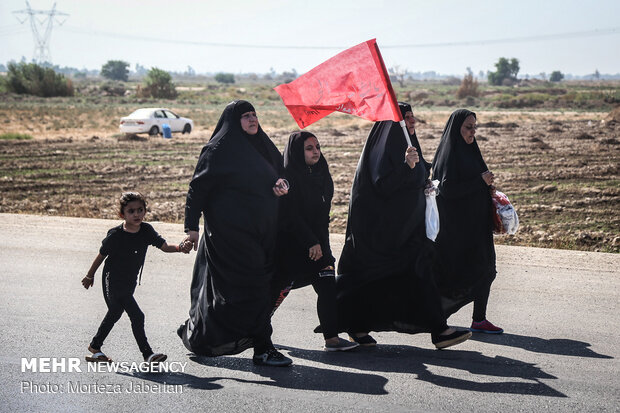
<box><xmin>274</xmin><ymin>131</ymin><xmax>358</xmax><ymax>352</ymax></box>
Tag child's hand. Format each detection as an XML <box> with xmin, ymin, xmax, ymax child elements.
<box><xmin>81</xmin><ymin>276</ymin><xmax>94</xmax><ymax>289</ymax></box>
<box><xmin>179</xmin><ymin>241</ymin><xmax>192</xmax><ymax>254</ymax></box>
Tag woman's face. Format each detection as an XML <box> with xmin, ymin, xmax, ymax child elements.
<box><xmin>303</xmin><ymin>136</ymin><xmax>321</xmax><ymax>166</ymax></box>
<box><xmin>460</xmin><ymin>114</ymin><xmax>477</xmax><ymax>144</ymax></box>
<box><xmin>240</xmin><ymin>111</ymin><xmax>259</xmax><ymax>135</ymax></box>
<box><xmin>404</xmin><ymin>111</ymin><xmax>416</xmax><ymax>135</ymax></box>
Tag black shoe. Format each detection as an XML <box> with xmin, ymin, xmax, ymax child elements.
<box><xmin>252</xmin><ymin>348</ymin><xmax>293</xmax><ymax>367</ymax></box>
<box><xmin>348</xmin><ymin>334</ymin><xmax>377</xmax><ymax>347</ymax></box>
<box><xmin>432</xmin><ymin>329</ymin><xmax>472</xmax><ymax>349</ymax></box>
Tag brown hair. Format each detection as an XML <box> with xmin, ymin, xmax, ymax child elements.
<box><xmin>118</xmin><ymin>192</ymin><xmax>147</xmax><ymax>217</ymax></box>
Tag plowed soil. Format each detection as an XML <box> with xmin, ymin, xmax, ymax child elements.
<box><xmin>1</xmin><ymin>110</ymin><xmax>618</xmax><ymax>252</ymax></box>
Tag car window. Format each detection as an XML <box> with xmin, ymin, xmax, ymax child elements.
<box><xmin>154</xmin><ymin>111</ymin><xmax>165</xmax><ymax>118</ymax></box>
<box><xmin>164</xmin><ymin>110</ymin><xmax>179</xmax><ymax>119</ymax></box>
<box><xmin>129</xmin><ymin>109</ymin><xmax>152</xmax><ymax>118</ymax></box>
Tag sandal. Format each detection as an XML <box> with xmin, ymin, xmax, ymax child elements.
<box><xmin>85</xmin><ymin>347</ymin><xmax>112</xmax><ymax>363</ymax></box>
<box><xmin>145</xmin><ymin>353</ymin><xmax>167</xmax><ymax>363</ymax></box>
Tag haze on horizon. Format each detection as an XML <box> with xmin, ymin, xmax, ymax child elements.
<box><xmin>1</xmin><ymin>0</ymin><xmax>619</xmax><ymax>77</ymax></box>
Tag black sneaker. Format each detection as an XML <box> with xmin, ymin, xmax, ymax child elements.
<box><xmin>432</xmin><ymin>329</ymin><xmax>472</xmax><ymax>349</ymax></box>
<box><xmin>252</xmin><ymin>348</ymin><xmax>293</xmax><ymax>367</ymax></box>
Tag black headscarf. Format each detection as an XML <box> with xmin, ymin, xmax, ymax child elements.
<box><xmin>431</xmin><ymin>109</ymin><xmax>496</xmax><ymax>317</ymax></box>
<box><xmin>283</xmin><ymin>131</ymin><xmax>333</xmax><ymax>209</ymax></box>
<box><xmin>431</xmin><ymin>109</ymin><xmax>488</xmax><ymax>194</ymax></box>
<box><xmin>276</xmin><ymin>131</ymin><xmax>335</xmax><ymax>287</ymax></box>
<box><xmin>180</xmin><ymin>100</ymin><xmax>284</xmax><ymax>356</ymax></box>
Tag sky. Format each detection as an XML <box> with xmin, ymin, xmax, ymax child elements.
<box><xmin>1</xmin><ymin>0</ymin><xmax>619</xmax><ymax>77</ymax></box>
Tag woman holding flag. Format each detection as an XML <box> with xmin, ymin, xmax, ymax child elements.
<box><xmin>336</xmin><ymin>102</ymin><xmax>472</xmax><ymax>349</ymax></box>
<box><xmin>274</xmin><ymin>40</ymin><xmax>470</xmax><ymax>349</ymax></box>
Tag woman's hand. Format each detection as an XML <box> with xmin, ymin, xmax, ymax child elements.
<box><xmin>273</xmin><ymin>178</ymin><xmax>289</xmax><ymax>197</ymax></box>
<box><xmin>184</xmin><ymin>231</ymin><xmax>199</xmax><ymax>251</ymax></box>
<box><xmin>481</xmin><ymin>170</ymin><xmax>495</xmax><ymax>186</ymax></box>
<box><xmin>309</xmin><ymin>244</ymin><xmax>323</xmax><ymax>261</ymax></box>
<box><xmin>405</xmin><ymin>146</ymin><xmax>419</xmax><ymax>169</ymax></box>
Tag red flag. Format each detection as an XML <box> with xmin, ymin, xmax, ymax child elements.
<box><xmin>274</xmin><ymin>39</ymin><xmax>402</xmax><ymax>129</ymax></box>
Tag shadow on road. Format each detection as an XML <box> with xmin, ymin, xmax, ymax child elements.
<box><xmin>469</xmin><ymin>333</ymin><xmax>613</xmax><ymax>359</ymax></box>
<box><xmin>282</xmin><ymin>344</ymin><xmax>566</xmax><ymax>397</ymax></box>
<box><xmin>119</xmin><ymin>354</ymin><xmax>389</xmax><ymax>395</ymax></box>
<box><xmin>117</xmin><ymin>371</ymin><xmax>223</xmax><ymax>391</ymax></box>
<box><xmin>188</xmin><ymin>355</ymin><xmax>389</xmax><ymax>395</ymax></box>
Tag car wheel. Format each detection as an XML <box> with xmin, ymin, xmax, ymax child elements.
<box><xmin>183</xmin><ymin>124</ymin><xmax>192</xmax><ymax>134</ymax></box>
<box><xmin>148</xmin><ymin>126</ymin><xmax>159</xmax><ymax>136</ymax></box>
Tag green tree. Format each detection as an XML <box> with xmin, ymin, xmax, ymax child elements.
<box><xmin>549</xmin><ymin>71</ymin><xmax>564</xmax><ymax>82</ymax></box>
<box><xmin>138</xmin><ymin>67</ymin><xmax>177</xmax><ymax>99</ymax></box>
<box><xmin>488</xmin><ymin>57</ymin><xmax>520</xmax><ymax>86</ymax></box>
<box><xmin>6</xmin><ymin>62</ymin><xmax>73</xmax><ymax>97</ymax></box>
<box><xmin>215</xmin><ymin>72</ymin><xmax>235</xmax><ymax>84</ymax></box>
<box><xmin>101</xmin><ymin>60</ymin><xmax>129</xmax><ymax>81</ymax></box>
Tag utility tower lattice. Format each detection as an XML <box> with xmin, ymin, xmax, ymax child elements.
<box><xmin>13</xmin><ymin>1</ymin><xmax>69</xmax><ymax>64</ymax></box>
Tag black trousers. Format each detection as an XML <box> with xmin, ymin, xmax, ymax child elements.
<box><xmin>271</xmin><ymin>273</ymin><xmax>338</xmax><ymax>340</ymax></box>
<box><xmin>472</xmin><ymin>282</ymin><xmax>492</xmax><ymax>322</ymax></box>
<box><xmin>90</xmin><ymin>273</ymin><xmax>152</xmax><ymax>359</ymax></box>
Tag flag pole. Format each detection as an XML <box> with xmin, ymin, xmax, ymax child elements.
<box><xmin>399</xmin><ymin>120</ymin><xmax>413</xmax><ymax>148</ymax></box>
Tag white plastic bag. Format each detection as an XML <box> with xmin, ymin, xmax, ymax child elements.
<box><xmin>492</xmin><ymin>190</ymin><xmax>519</xmax><ymax>235</ymax></box>
<box><xmin>425</xmin><ymin>180</ymin><xmax>440</xmax><ymax>241</ymax></box>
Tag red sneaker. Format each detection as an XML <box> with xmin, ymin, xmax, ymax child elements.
<box><xmin>470</xmin><ymin>320</ymin><xmax>504</xmax><ymax>334</ymax></box>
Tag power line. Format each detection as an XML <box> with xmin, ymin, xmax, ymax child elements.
<box><xmin>57</xmin><ymin>25</ymin><xmax>620</xmax><ymax>50</ymax></box>
<box><xmin>13</xmin><ymin>1</ymin><xmax>69</xmax><ymax>63</ymax></box>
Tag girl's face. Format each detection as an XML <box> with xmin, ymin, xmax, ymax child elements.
<box><xmin>404</xmin><ymin>111</ymin><xmax>416</xmax><ymax>135</ymax></box>
<box><xmin>303</xmin><ymin>136</ymin><xmax>321</xmax><ymax>166</ymax></box>
<box><xmin>460</xmin><ymin>115</ymin><xmax>477</xmax><ymax>144</ymax></box>
<box><xmin>121</xmin><ymin>200</ymin><xmax>146</xmax><ymax>230</ymax></box>
<box><xmin>240</xmin><ymin>111</ymin><xmax>259</xmax><ymax>135</ymax></box>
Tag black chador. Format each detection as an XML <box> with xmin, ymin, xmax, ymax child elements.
<box><xmin>178</xmin><ymin>100</ymin><xmax>283</xmax><ymax>356</ymax></box>
<box><xmin>336</xmin><ymin>102</ymin><xmax>449</xmax><ymax>336</ymax></box>
<box><xmin>431</xmin><ymin>109</ymin><xmax>497</xmax><ymax>318</ymax></box>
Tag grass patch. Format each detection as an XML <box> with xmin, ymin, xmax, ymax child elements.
<box><xmin>0</xmin><ymin>132</ymin><xmax>33</xmax><ymax>140</ymax></box>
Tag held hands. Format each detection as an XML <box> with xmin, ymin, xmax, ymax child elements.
<box><xmin>405</xmin><ymin>146</ymin><xmax>419</xmax><ymax>169</ymax></box>
<box><xmin>179</xmin><ymin>240</ymin><xmax>192</xmax><ymax>254</ymax></box>
<box><xmin>184</xmin><ymin>230</ymin><xmax>200</xmax><ymax>252</ymax></box>
<box><xmin>309</xmin><ymin>244</ymin><xmax>323</xmax><ymax>261</ymax></box>
<box><xmin>272</xmin><ymin>178</ymin><xmax>289</xmax><ymax>197</ymax></box>
<box><xmin>481</xmin><ymin>170</ymin><xmax>495</xmax><ymax>186</ymax></box>
<box><xmin>81</xmin><ymin>276</ymin><xmax>94</xmax><ymax>289</ymax></box>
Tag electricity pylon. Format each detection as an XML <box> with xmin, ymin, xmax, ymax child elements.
<box><xmin>13</xmin><ymin>1</ymin><xmax>69</xmax><ymax>64</ymax></box>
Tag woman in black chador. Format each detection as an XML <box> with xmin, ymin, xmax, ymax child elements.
<box><xmin>336</xmin><ymin>102</ymin><xmax>471</xmax><ymax>349</ymax></box>
<box><xmin>432</xmin><ymin>109</ymin><xmax>503</xmax><ymax>334</ymax></box>
<box><xmin>178</xmin><ymin>100</ymin><xmax>293</xmax><ymax>366</ymax></box>
<box><xmin>273</xmin><ymin>131</ymin><xmax>358</xmax><ymax>352</ymax></box>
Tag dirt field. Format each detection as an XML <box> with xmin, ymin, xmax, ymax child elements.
<box><xmin>0</xmin><ymin>108</ymin><xmax>618</xmax><ymax>253</ymax></box>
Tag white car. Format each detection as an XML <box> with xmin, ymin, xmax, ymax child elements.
<box><xmin>119</xmin><ymin>108</ymin><xmax>193</xmax><ymax>136</ymax></box>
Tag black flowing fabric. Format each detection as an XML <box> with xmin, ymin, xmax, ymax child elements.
<box><xmin>179</xmin><ymin>100</ymin><xmax>284</xmax><ymax>356</ymax></box>
<box><xmin>336</xmin><ymin>103</ymin><xmax>448</xmax><ymax>335</ymax></box>
<box><xmin>431</xmin><ymin>109</ymin><xmax>497</xmax><ymax>317</ymax></box>
<box><xmin>275</xmin><ymin>131</ymin><xmax>335</xmax><ymax>289</ymax></box>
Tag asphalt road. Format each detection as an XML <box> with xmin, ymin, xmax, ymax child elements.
<box><xmin>0</xmin><ymin>214</ymin><xmax>618</xmax><ymax>412</ymax></box>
